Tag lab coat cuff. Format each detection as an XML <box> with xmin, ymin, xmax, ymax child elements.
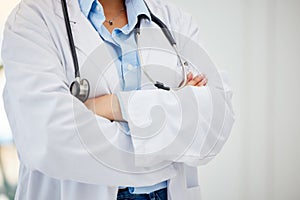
<box><xmin>117</xmin><ymin>87</ymin><xmax>214</xmax><ymax>167</ymax></box>
<box><xmin>115</xmin><ymin>92</ymin><xmax>129</xmax><ymax>122</ymax></box>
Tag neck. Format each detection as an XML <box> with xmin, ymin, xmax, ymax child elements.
<box><xmin>98</xmin><ymin>0</ymin><xmax>128</xmax><ymax>33</ymax></box>
<box><xmin>98</xmin><ymin>0</ymin><xmax>125</xmax><ymax>13</ymax></box>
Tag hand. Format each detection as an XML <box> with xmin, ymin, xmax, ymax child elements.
<box><xmin>186</xmin><ymin>72</ymin><xmax>207</xmax><ymax>87</ymax></box>
<box><xmin>84</xmin><ymin>94</ymin><xmax>124</xmax><ymax>121</ymax></box>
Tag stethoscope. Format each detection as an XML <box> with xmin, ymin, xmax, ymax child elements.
<box><xmin>61</xmin><ymin>0</ymin><xmax>187</xmax><ymax>102</ymax></box>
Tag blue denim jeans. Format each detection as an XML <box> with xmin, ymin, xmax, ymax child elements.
<box><xmin>117</xmin><ymin>188</ymin><xmax>168</xmax><ymax>200</ymax></box>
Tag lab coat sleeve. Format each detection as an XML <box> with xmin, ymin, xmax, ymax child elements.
<box><xmin>116</xmin><ymin>4</ymin><xmax>235</xmax><ymax>167</ymax></box>
<box><xmin>1</xmin><ymin>3</ymin><xmax>175</xmax><ymax>186</ymax></box>
<box><xmin>174</xmin><ymin>10</ymin><xmax>236</xmax><ymax>166</ymax></box>
<box><xmin>173</xmin><ymin>8</ymin><xmax>236</xmax><ymax>166</ymax></box>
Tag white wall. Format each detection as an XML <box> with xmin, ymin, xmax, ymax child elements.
<box><xmin>168</xmin><ymin>0</ymin><xmax>300</xmax><ymax>199</ymax></box>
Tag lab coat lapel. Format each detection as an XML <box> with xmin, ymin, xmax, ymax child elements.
<box><xmin>54</xmin><ymin>0</ymin><xmax>121</xmax><ymax>95</ymax></box>
<box><xmin>54</xmin><ymin>0</ymin><xmax>102</xmax><ymax>59</ymax></box>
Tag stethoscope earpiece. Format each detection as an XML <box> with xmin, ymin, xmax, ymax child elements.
<box><xmin>70</xmin><ymin>78</ymin><xmax>90</xmax><ymax>102</ymax></box>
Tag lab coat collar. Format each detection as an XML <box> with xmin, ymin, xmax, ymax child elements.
<box><xmin>54</xmin><ymin>0</ymin><xmax>103</xmax><ymax>59</ymax></box>
<box><xmin>54</xmin><ymin>0</ymin><xmax>82</xmax><ymax>23</ymax></box>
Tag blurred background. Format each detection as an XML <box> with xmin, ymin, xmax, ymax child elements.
<box><xmin>0</xmin><ymin>0</ymin><xmax>299</xmax><ymax>200</ymax></box>
<box><xmin>0</xmin><ymin>1</ymin><xmax>20</xmax><ymax>200</ymax></box>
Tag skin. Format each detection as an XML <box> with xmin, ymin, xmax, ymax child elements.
<box><xmin>84</xmin><ymin>0</ymin><xmax>208</xmax><ymax>122</ymax></box>
<box><xmin>100</xmin><ymin>0</ymin><xmax>128</xmax><ymax>33</ymax></box>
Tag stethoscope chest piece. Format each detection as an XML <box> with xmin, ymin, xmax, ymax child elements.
<box><xmin>70</xmin><ymin>78</ymin><xmax>90</xmax><ymax>102</ymax></box>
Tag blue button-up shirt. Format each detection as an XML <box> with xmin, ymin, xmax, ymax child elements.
<box><xmin>78</xmin><ymin>0</ymin><xmax>167</xmax><ymax>194</ymax></box>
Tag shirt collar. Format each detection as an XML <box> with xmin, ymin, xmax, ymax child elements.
<box><xmin>78</xmin><ymin>0</ymin><xmax>95</xmax><ymax>18</ymax></box>
<box><xmin>78</xmin><ymin>0</ymin><xmax>151</xmax><ymax>32</ymax></box>
<box><xmin>125</xmin><ymin>0</ymin><xmax>151</xmax><ymax>31</ymax></box>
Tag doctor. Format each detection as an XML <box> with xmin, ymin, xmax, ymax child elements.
<box><xmin>1</xmin><ymin>0</ymin><xmax>234</xmax><ymax>199</ymax></box>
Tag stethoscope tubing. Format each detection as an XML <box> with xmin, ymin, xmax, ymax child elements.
<box><xmin>62</xmin><ymin>0</ymin><xmax>188</xmax><ymax>102</ymax></box>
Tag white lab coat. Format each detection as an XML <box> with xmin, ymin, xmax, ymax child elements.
<box><xmin>1</xmin><ymin>0</ymin><xmax>235</xmax><ymax>199</ymax></box>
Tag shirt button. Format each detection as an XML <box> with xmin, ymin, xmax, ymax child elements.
<box><xmin>128</xmin><ymin>64</ymin><xmax>134</xmax><ymax>70</ymax></box>
<box><xmin>96</xmin><ymin>5</ymin><xmax>101</xmax><ymax>11</ymax></box>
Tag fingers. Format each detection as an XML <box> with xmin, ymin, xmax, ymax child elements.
<box><xmin>186</xmin><ymin>73</ymin><xmax>207</xmax><ymax>87</ymax></box>
<box><xmin>187</xmin><ymin>72</ymin><xmax>193</xmax><ymax>82</ymax></box>
<box><xmin>196</xmin><ymin>76</ymin><xmax>207</xmax><ymax>87</ymax></box>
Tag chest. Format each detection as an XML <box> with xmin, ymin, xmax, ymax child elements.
<box><xmin>52</xmin><ymin>14</ymin><xmax>183</xmax><ymax>98</ymax></box>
